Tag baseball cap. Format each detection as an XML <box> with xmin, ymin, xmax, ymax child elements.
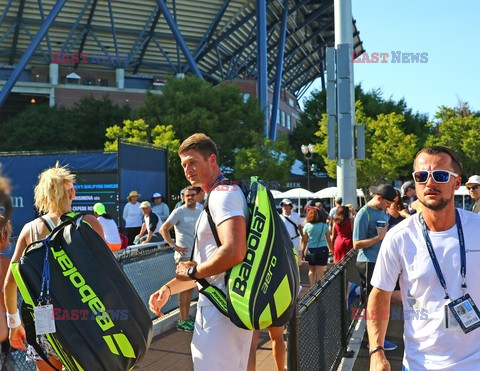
<box><xmin>180</xmin><ymin>189</ymin><xmax>185</xmax><ymax>195</ymax></box>
<box><xmin>466</xmin><ymin>175</ymin><xmax>480</xmax><ymax>187</ymax></box>
<box><xmin>370</xmin><ymin>184</ymin><xmax>396</xmax><ymax>202</ymax></box>
<box><xmin>280</xmin><ymin>198</ymin><xmax>293</xmax><ymax>206</ymax></box>
<box><xmin>152</xmin><ymin>192</ymin><xmax>162</xmax><ymax>199</ymax></box>
<box><xmin>335</xmin><ymin>196</ymin><xmax>343</xmax><ymax>203</ymax></box>
<box><xmin>140</xmin><ymin>201</ymin><xmax>151</xmax><ymax>208</ymax></box>
<box><xmin>93</xmin><ymin>203</ymin><xmax>106</xmax><ymax>216</ymax></box>
<box><xmin>401</xmin><ymin>181</ymin><xmax>415</xmax><ymax>197</ymax></box>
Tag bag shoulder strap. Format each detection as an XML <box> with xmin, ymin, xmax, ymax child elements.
<box><xmin>283</xmin><ymin>215</ymin><xmax>300</xmax><ymax>238</ymax></box>
<box><xmin>21</xmin><ymin>302</ymin><xmax>61</xmax><ymax>371</ymax></box>
<box><xmin>39</xmin><ymin>216</ymin><xmax>54</xmax><ymax>232</ymax></box>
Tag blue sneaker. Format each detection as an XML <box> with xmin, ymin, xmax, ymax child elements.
<box><xmin>186</xmin><ymin>316</ymin><xmax>195</xmax><ymax>328</ymax></box>
<box><xmin>177</xmin><ymin>320</ymin><xmax>194</xmax><ymax>332</ymax></box>
<box><xmin>383</xmin><ymin>339</ymin><xmax>398</xmax><ymax>351</ymax></box>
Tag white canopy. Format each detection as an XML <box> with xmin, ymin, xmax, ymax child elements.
<box><xmin>270</xmin><ymin>189</ymin><xmax>283</xmax><ymax>198</ymax></box>
<box><xmin>455</xmin><ymin>186</ymin><xmax>469</xmax><ymax>196</ymax></box>
<box><xmin>279</xmin><ymin>188</ymin><xmax>314</xmax><ymax>199</ymax></box>
<box><xmin>313</xmin><ymin>187</ymin><xmax>365</xmax><ymax>199</ymax></box>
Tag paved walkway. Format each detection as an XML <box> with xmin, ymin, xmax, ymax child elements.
<box><xmin>136</xmin><ymin>263</ymin><xmax>406</xmax><ymax>371</ymax></box>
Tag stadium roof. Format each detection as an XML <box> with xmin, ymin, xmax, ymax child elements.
<box><xmin>0</xmin><ymin>0</ymin><xmax>363</xmax><ymax>97</ymax></box>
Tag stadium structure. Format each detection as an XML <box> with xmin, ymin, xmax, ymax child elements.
<box><xmin>0</xmin><ymin>0</ymin><xmax>363</xmax><ymax>138</ymax></box>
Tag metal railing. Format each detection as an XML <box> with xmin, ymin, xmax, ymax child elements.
<box><xmin>287</xmin><ymin>249</ymin><xmax>363</xmax><ymax>371</ymax></box>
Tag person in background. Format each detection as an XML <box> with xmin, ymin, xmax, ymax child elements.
<box><xmin>151</xmin><ymin>192</ymin><xmax>170</xmax><ymax>221</ymax></box>
<box><xmin>466</xmin><ymin>175</ymin><xmax>480</xmax><ymax>214</ymax></box>
<box><xmin>386</xmin><ymin>189</ymin><xmax>408</xmax><ymax>229</ymax></box>
<box><xmin>135</xmin><ymin>201</ymin><xmax>163</xmax><ymax>244</ymax></box>
<box><xmin>123</xmin><ymin>190</ymin><xmax>143</xmax><ymax>245</ymax></box>
<box><xmin>280</xmin><ymin>198</ymin><xmax>304</xmax><ymax>262</ymax></box>
<box><xmin>401</xmin><ymin>181</ymin><xmax>420</xmax><ymax>214</ymax></box>
<box><xmin>93</xmin><ymin>202</ymin><xmax>122</xmax><ymax>251</ymax></box>
<box><xmin>345</xmin><ymin>203</ymin><xmax>356</xmax><ymax>219</ymax></box>
<box><xmin>331</xmin><ymin>206</ymin><xmax>353</xmax><ymax>263</ymax></box>
<box><xmin>329</xmin><ymin>196</ymin><xmax>343</xmax><ymax>220</ymax></box>
<box><xmin>302</xmin><ymin>208</ymin><xmax>331</xmax><ymax>285</ymax></box>
<box><xmin>174</xmin><ymin>189</ymin><xmax>185</xmax><ymax>210</ymax></box>
<box><xmin>195</xmin><ymin>187</ymin><xmax>205</xmax><ymax>209</ymax></box>
<box><xmin>160</xmin><ymin>186</ymin><xmax>201</xmax><ymax>332</ymax></box>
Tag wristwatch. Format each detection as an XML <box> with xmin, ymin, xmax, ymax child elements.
<box><xmin>187</xmin><ymin>265</ymin><xmax>198</xmax><ymax>280</ymax></box>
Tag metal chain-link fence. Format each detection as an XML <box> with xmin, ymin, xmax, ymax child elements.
<box><xmin>8</xmin><ymin>243</ymin><xmax>187</xmax><ymax>369</ymax></box>
<box><xmin>288</xmin><ymin>249</ymin><xmax>363</xmax><ymax>371</ymax></box>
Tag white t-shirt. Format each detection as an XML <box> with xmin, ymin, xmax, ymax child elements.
<box><xmin>372</xmin><ymin>209</ymin><xmax>480</xmax><ymax>370</ymax></box>
<box><xmin>97</xmin><ymin>216</ymin><xmax>121</xmax><ymax>244</ymax></box>
<box><xmin>122</xmin><ymin>202</ymin><xmax>143</xmax><ymax>228</ymax></box>
<box><xmin>194</xmin><ymin>184</ymin><xmax>248</xmax><ymax>306</ymax></box>
<box><xmin>282</xmin><ymin>211</ymin><xmax>301</xmax><ymax>252</ymax></box>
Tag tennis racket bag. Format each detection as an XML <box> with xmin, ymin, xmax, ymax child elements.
<box><xmin>11</xmin><ymin>213</ymin><xmax>152</xmax><ymax>370</ymax></box>
<box><xmin>197</xmin><ymin>177</ymin><xmax>299</xmax><ymax>330</ymax></box>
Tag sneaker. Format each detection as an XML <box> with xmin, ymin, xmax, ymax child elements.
<box><xmin>383</xmin><ymin>339</ymin><xmax>398</xmax><ymax>351</ymax></box>
<box><xmin>186</xmin><ymin>316</ymin><xmax>195</xmax><ymax>328</ymax></box>
<box><xmin>177</xmin><ymin>320</ymin><xmax>194</xmax><ymax>332</ymax></box>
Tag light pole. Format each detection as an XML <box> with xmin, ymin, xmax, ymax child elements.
<box><xmin>301</xmin><ymin>144</ymin><xmax>315</xmax><ymax>191</ymax></box>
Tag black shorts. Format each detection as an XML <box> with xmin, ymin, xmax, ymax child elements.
<box><xmin>306</xmin><ymin>247</ymin><xmax>329</xmax><ymax>266</ymax></box>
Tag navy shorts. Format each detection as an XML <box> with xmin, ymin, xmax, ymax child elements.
<box><xmin>306</xmin><ymin>246</ymin><xmax>329</xmax><ymax>266</ymax></box>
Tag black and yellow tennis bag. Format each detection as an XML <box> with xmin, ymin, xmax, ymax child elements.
<box><xmin>196</xmin><ymin>176</ymin><xmax>299</xmax><ymax>330</ymax></box>
<box><xmin>11</xmin><ymin>212</ymin><xmax>152</xmax><ymax>371</ymax></box>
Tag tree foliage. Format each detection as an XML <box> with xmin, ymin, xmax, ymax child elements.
<box><xmin>426</xmin><ymin>105</ymin><xmax>480</xmax><ymax>177</ymax></box>
<box><xmin>234</xmin><ymin>133</ymin><xmax>295</xmax><ymax>186</ymax></box>
<box><xmin>134</xmin><ymin>76</ymin><xmax>264</xmax><ymax>173</ymax></box>
<box><xmin>0</xmin><ymin>96</ymin><xmax>131</xmax><ymax>151</ymax></box>
<box><xmin>104</xmin><ymin>119</ymin><xmax>183</xmax><ymax>201</ymax></box>
<box><xmin>315</xmin><ymin>102</ymin><xmax>418</xmax><ymax>189</ymax></box>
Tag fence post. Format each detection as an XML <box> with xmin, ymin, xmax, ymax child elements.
<box><xmin>340</xmin><ymin>266</ymin><xmax>348</xmax><ymax>350</ymax></box>
<box><xmin>287</xmin><ymin>300</ymin><xmax>300</xmax><ymax>371</ymax></box>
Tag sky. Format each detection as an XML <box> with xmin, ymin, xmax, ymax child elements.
<box><xmin>302</xmin><ymin>0</ymin><xmax>480</xmax><ymax>120</ymax></box>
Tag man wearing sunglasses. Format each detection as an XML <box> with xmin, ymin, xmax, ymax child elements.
<box><xmin>466</xmin><ymin>175</ymin><xmax>480</xmax><ymax>214</ymax></box>
<box><xmin>368</xmin><ymin>146</ymin><xmax>480</xmax><ymax>370</ymax></box>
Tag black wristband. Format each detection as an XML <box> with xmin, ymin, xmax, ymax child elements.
<box><xmin>369</xmin><ymin>346</ymin><xmax>385</xmax><ymax>357</ymax></box>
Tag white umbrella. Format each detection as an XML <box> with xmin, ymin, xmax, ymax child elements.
<box><xmin>280</xmin><ymin>188</ymin><xmax>314</xmax><ymax>198</ymax></box>
<box><xmin>270</xmin><ymin>189</ymin><xmax>283</xmax><ymax>198</ymax></box>
<box><xmin>279</xmin><ymin>188</ymin><xmax>314</xmax><ymax>212</ymax></box>
<box><xmin>313</xmin><ymin>187</ymin><xmax>365</xmax><ymax>198</ymax></box>
<box><xmin>455</xmin><ymin>186</ymin><xmax>469</xmax><ymax>196</ymax></box>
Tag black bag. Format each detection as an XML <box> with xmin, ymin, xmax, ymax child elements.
<box><xmin>12</xmin><ymin>213</ymin><xmax>152</xmax><ymax>371</ymax></box>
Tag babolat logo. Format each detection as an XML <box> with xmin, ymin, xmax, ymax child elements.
<box><xmin>51</xmin><ymin>246</ymin><xmax>135</xmax><ymax>358</ymax></box>
<box><xmin>232</xmin><ymin>206</ymin><xmax>266</xmax><ymax>297</ymax></box>
<box><xmin>261</xmin><ymin>256</ymin><xmax>277</xmax><ymax>294</ymax></box>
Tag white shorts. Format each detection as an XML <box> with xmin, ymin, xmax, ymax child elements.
<box><xmin>191</xmin><ymin>303</ymin><xmax>252</xmax><ymax>371</ymax></box>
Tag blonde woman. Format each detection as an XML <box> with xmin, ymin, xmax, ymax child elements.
<box><xmin>3</xmin><ymin>163</ymin><xmax>103</xmax><ymax>371</ymax></box>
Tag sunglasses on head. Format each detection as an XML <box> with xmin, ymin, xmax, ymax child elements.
<box><xmin>412</xmin><ymin>170</ymin><xmax>458</xmax><ymax>184</ymax></box>
<box><xmin>467</xmin><ymin>185</ymin><xmax>479</xmax><ymax>191</ymax></box>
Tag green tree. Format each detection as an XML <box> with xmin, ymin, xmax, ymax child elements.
<box><xmin>0</xmin><ymin>96</ymin><xmax>131</xmax><ymax>151</ymax></box>
<box><xmin>315</xmin><ymin>102</ymin><xmax>418</xmax><ymax>189</ymax></box>
<box><xmin>105</xmin><ymin>119</ymin><xmax>183</xmax><ymax>204</ymax></box>
<box><xmin>234</xmin><ymin>133</ymin><xmax>295</xmax><ymax>186</ymax></box>
<box><xmin>291</xmin><ymin>85</ymin><xmax>430</xmax><ymax>175</ymax></box>
<box><xmin>135</xmin><ymin>76</ymin><xmax>264</xmax><ymax>173</ymax></box>
<box><xmin>426</xmin><ymin>104</ymin><xmax>480</xmax><ymax>177</ymax></box>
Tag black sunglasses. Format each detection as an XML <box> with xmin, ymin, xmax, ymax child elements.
<box><xmin>467</xmin><ymin>185</ymin><xmax>479</xmax><ymax>191</ymax></box>
<box><xmin>412</xmin><ymin>170</ymin><xmax>458</xmax><ymax>184</ymax></box>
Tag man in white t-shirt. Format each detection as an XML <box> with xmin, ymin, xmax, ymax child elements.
<box><xmin>149</xmin><ymin>133</ymin><xmax>252</xmax><ymax>370</ymax></box>
<box><xmin>368</xmin><ymin>146</ymin><xmax>480</xmax><ymax>370</ymax></box>
<box><xmin>280</xmin><ymin>198</ymin><xmax>304</xmax><ymax>258</ymax></box>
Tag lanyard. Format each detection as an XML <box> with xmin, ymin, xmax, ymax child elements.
<box><xmin>419</xmin><ymin>209</ymin><xmax>466</xmax><ymax>299</ymax></box>
<box><xmin>38</xmin><ymin>237</ymin><xmax>52</xmax><ymax>305</ymax></box>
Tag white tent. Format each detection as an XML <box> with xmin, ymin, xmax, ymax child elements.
<box><xmin>270</xmin><ymin>189</ymin><xmax>283</xmax><ymax>198</ymax></box>
<box><xmin>280</xmin><ymin>188</ymin><xmax>314</xmax><ymax>199</ymax></box>
<box><xmin>313</xmin><ymin>187</ymin><xmax>365</xmax><ymax>198</ymax></box>
<box><xmin>455</xmin><ymin>186</ymin><xmax>469</xmax><ymax>196</ymax></box>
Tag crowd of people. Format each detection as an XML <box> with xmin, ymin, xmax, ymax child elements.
<box><xmin>0</xmin><ymin>139</ymin><xmax>479</xmax><ymax>370</ymax></box>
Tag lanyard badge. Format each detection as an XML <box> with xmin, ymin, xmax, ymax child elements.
<box><xmin>35</xmin><ymin>237</ymin><xmax>56</xmax><ymax>335</ymax></box>
<box><xmin>420</xmin><ymin>210</ymin><xmax>480</xmax><ymax>334</ymax></box>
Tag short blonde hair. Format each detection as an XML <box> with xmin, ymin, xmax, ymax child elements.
<box><xmin>34</xmin><ymin>162</ymin><xmax>76</xmax><ymax>215</ymax></box>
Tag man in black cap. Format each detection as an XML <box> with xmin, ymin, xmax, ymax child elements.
<box><xmin>353</xmin><ymin>183</ymin><xmax>397</xmax><ymax>351</ymax></box>
<box><xmin>401</xmin><ymin>181</ymin><xmax>418</xmax><ymax>214</ymax></box>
